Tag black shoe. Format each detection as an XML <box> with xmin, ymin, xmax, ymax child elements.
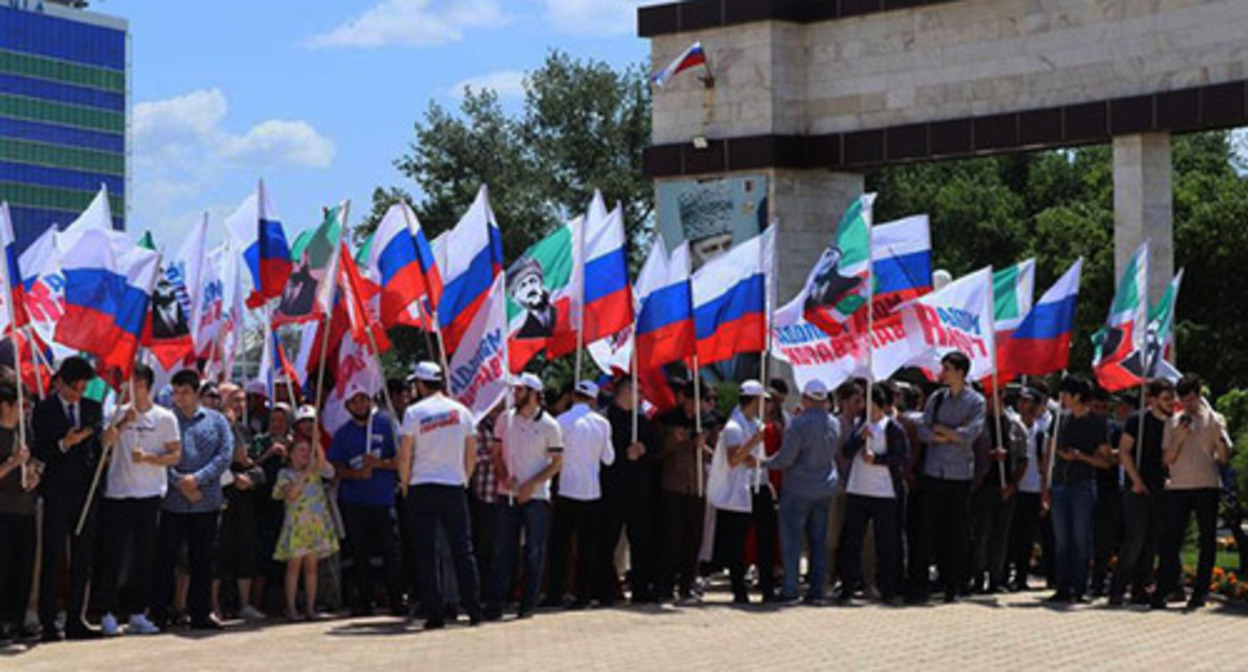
<box><xmin>1070</xmin><ymin>594</ymin><xmax>1089</xmax><ymax>604</ymax></box>
<box><xmin>16</xmin><ymin>625</ymin><xmax>41</xmax><ymax>642</ymax></box>
<box><xmin>1148</xmin><ymin>596</ymin><xmax>1167</xmax><ymax>610</ymax></box>
<box><xmin>422</xmin><ymin>618</ymin><xmax>445</xmax><ymax>631</ymax></box>
<box><xmin>1129</xmin><ymin>592</ymin><xmax>1151</xmax><ymax>606</ymax></box>
<box><xmin>1107</xmin><ymin>594</ymin><xmax>1125</xmax><ymax>607</ymax></box>
<box><xmin>515</xmin><ymin>608</ymin><xmax>533</xmax><ymax>620</ymax></box>
<box><xmin>732</xmin><ymin>594</ymin><xmax>750</xmax><ymax>605</ymax></box>
<box><xmin>190</xmin><ymin>616</ymin><xmax>224</xmax><ymax>631</ymax></box>
<box><xmin>482</xmin><ymin>606</ymin><xmax>502</xmax><ymax>622</ymax></box>
<box><xmin>538</xmin><ymin>597</ymin><xmax>562</xmax><ymax>609</ymax></box>
<box><xmin>1045</xmin><ymin>591</ymin><xmax>1071</xmax><ymax>604</ymax></box>
<box><xmin>943</xmin><ymin>592</ymin><xmax>958</xmax><ymax>604</ymax></box>
<box><xmin>441</xmin><ymin>605</ymin><xmax>459</xmax><ymax>622</ymax></box>
<box><xmin>40</xmin><ymin>627</ymin><xmax>64</xmax><ymax>643</ymax></box>
<box><xmin>1186</xmin><ymin>596</ymin><xmax>1208</xmax><ymax>610</ymax></box>
<box><xmin>467</xmin><ymin>610</ymin><xmax>482</xmax><ymax>626</ymax></box>
<box><xmin>565</xmin><ymin>599</ymin><xmax>589</xmax><ymax>611</ymax></box>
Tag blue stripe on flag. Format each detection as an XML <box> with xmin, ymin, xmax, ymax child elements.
<box><xmin>693</xmin><ymin>274</ymin><xmax>764</xmax><ymax>340</ymax></box>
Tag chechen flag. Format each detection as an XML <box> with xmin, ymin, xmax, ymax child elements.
<box><xmin>1092</xmin><ymin>241</ymin><xmax>1149</xmax><ymax>391</ymax></box>
<box><xmin>506</xmin><ymin>219</ymin><xmax>579</xmax><ymax>372</ymax></box>
<box><xmin>652</xmin><ymin>41</ymin><xmax>707</xmax><ymax>87</ymax></box>
<box><xmin>791</xmin><ymin>194</ymin><xmax>876</xmax><ymax>337</ymax></box>
<box><xmin>992</xmin><ymin>258</ymin><xmax>1036</xmax><ymax>340</ymax></box>
<box><xmin>225</xmin><ymin>180</ymin><xmax>293</xmax><ymax>309</ymax></box>
<box><xmin>997</xmin><ymin>258</ymin><xmax>1083</xmax><ymax>382</ymax></box>
<box><xmin>55</xmin><ymin>229</ymin><xmax>160</xmax><ymax>387</ymax></box>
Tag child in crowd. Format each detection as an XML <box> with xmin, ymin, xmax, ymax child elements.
<box><xmin>272</xmin><ymin>439</ymin><xmax>338</xmax><ymax>621</ymax></box>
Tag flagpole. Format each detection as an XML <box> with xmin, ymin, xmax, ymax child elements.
<box><xmin>24</xmin><ymin>327</ymin><xmax>45</xmax><ymax>398</ymax></box>
<box><xmin>693</xmin><ymin>355</ymin><xmax>704</xmax><ymax>499</ymax></box>
<box><xmin>992</xmin><ymin>368</ymin><xmax>1007</xmax><ymax>488</ymax></box>
<box><xmin>754</xmin><ymin>224</ymin><xmax>774</xmax><ymax>495</ymax></box>
<box><xmin>630</xmin><ymin>334</ymin><xmax>639</xmax><ymax>445</ymax></box>
<box><xmin>574</xmin><ymin>216</ymin><xmax>586</xmax><ymax>388</ymax></box>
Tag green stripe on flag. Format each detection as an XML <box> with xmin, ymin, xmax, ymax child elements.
<box><xmin>1109</xmin><ymin>253</ymin><xmax>1141</xmax><ymax>317</ymax></box>
<box><xmin>506</xmin><ymin>225</ymin><xmax>574</xmax><ymax>323</ymax></box>
<box><xmin>993</xmin><ymin>264</ymin><xmax>1022</xmax><ymax>322</ymax></box>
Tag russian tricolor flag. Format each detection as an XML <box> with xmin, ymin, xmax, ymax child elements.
<box><xmin>54</xmin><ymin>229</ymin><xmax>160</xmax><ymax>387</ymax></box>
<box><xmin>652</xmin><ymin>41</ymin><xmax>707</xmax><ymax>87</ymax></box>
<box><xmin>997</xmin><ymin>257</ymin><xmax>1083</xmax><ymax>380</ymax></box>
<box><xmin>0</xmin><ymin>203</ymin><xmax>30</xmax><ymax>330</ymax></box>
<box><xmin>581</xmin><ymin>192</ymin><xmax>632</xmax><ymax>345</ymax></box>
<box><xmin>436</xmin><ymin>185</ymin><xmax>504</xmax><ymax>355</ymax></box>
<box><xmin>226</xmin><ymin>180</ymin><xmax>293</xmax><ymax>309</ymax></box>
<box><xmin>691</xmin><ymin>227</ymin><xmax>774</xmax><ymax>367</ymax></box>
<box><xmin>635</xmin><ymin>239</ymin><xmax>695</xmax><ymax>370</ymax></box>
<box><xmin>367</xmin><ymin>202</ymin><xmax>443</xmax><ymax>330</ymax></box>
<box><xmin>870</xmin><ymin>215</ymin><xmax>932</xmax><ymax>322</ymax></box>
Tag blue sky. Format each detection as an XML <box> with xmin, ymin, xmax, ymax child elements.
<box><xmin>109</xmin><ymin>0</ymin><xmax>651</xmax><ymax>247</ymax></box>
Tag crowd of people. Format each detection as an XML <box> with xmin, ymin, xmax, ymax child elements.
<box><xmin>0</xmin><ymin>349</ymin><xmax>1235</xmax><ymax>646</ymax></box>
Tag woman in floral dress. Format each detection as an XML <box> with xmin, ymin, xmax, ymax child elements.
<box><xmin>273</xmin><ymin>439</ymin><xmax>338</xmax><ymax>621</ymax></box>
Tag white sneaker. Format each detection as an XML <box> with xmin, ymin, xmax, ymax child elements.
<box><xmin>128</xmin><ymin>614</ymin><xmax>161</xmax><ymax>635</ymax></box>
<box><xmin>100</xmin><ymin>613</ymin><xmax>122</xmax><ymax>636</ymax></box>
<box><xmin>238</xmin><ymin>605</ymin><xmax>266</xmax><ymax>621</ymax></box>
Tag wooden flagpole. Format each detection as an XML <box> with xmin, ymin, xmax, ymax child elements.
<box><xmin>693</xmin><ymin>355</ymin><xmax>704</xmax><ymax>499</ymax></box>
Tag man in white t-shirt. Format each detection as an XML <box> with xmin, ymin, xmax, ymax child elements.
<box><xmin>93</xmin><ymin>363</ymin><xmax>182</xmax><ymax>636</ymax></box>
<box><xmin>397</xmin><ymin>362</ymin><xmax>482</xmax><ymax>630</ymax></box>
<box><xmin>484</xmin><ymin>373</ymin><xmax>562</xmax><ymax>620</ymax></box>
<box><xmin>547</xmin><ymin>381</ymin><xmax>614</xmax><ymax>609</ymax></box>
<box><xmin>708</xmin><ymin>380</ymin><xmax>765</xmax><ymax>604</ymax></box>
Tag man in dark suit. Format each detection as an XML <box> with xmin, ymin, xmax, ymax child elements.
<box><xmin>33</xmin><ymin>356</ymin><xmax>104</xmax><ymax>640</ymax></box>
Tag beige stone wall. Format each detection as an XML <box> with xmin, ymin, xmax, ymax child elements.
<box><xmin>651</xmin><ymin>0</ymin><xmax>1248</xmax><ymax>144</ymax></box>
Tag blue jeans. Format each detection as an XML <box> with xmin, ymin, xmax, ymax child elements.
<box><xmin>488</xmin><ymin>499</ymin><xmax>550</xmax><ymax>612</ymax></box>
<box><xmin>1050</xmin><ymin>480</ymin><xmax>1096</xmax><ymax>597</ymax></box>
<box><xmin>779</xmin><ymin>491</ymin><xmax>831</xmax><ymax>600</ymax></box>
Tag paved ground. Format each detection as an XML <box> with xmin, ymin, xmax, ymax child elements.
<box><xmin>5</xmin><ymin>589</ymin><xmax>1247</xmax><ymax>671</ymax></box>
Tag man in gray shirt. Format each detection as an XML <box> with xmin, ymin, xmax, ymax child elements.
<box><xmin>768</xmin><ymin>380</ymin><xmax>839</xmax><ymax>603</ymax></box>
<box><xmin>907</xmin><ymin>351</ymin><xmax>985</xmax><ymax>603</ymax></box>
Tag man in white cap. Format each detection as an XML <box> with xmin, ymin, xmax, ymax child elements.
<box><xmin>327</xmin><ymin>383</ymin><xmax>403</xmax><ymax>617</ymax></box>
<box><xmin>767</xmin><ymin>379</ymin><xmax>839</xmax><ymax>604</ymax></box>
<box><xmin>244</xmin><ymin>380</ymin><xmax>269</xmax><ymax>436</ymax></box>
<box><xmin>483</xmin><ymin>372</ymin><xmax>562</xmax><ymax>620</ymax></box>
<box><xmin>397</xmin><ymin>362</ymin><xmax>482</xmax><ymax>629</ymax></box>
<box><xmin>707</xmin><ymin>380</ymin><xmax>766</xmax><ymax>604</ymax></box>
<box><xmin>546</xmin><ymin>380</ymin><xmax>614</xmax><ymax>609</ymax></box>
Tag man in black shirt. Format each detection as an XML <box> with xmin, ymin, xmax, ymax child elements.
<box><xmin>1089</xmin><ymin>387</ymin><xmax>1123</xmax><ymax>598</ymax></box>
<box><xmin>1109</xmin><ymin>379</ymin><xmax>1175</xmax><ymax>606</ymax></box>
<box><xmin>1043</xmin><ymin>375</ymin><xmax>1112</xmax><ymax>603</ymax></box>
<box><xmin>0</xmin><ymin>381</ymin><xmax>39</xmax><ymax>644</ymax></box>
<box><xmin>602</xmin><ymin>377</ymin><xmax>661</xmax><ymax>603</ymax></box>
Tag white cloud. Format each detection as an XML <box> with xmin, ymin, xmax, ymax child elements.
<box><xmin>131</xmin><ymin>89</ymin><xmax>335</xmax><ymax>242</ymax></box>
<box><xmin>449</xmin><ymin>70</ymin><xmax>526</xmax><ymax>99</ymax></box>
<box><xmin>541</xmin><ymin>0</ymin><xmax>643</xmax><ymax>36</ymax></box>
<box><xmin>304</xmin><ymin>0</ymin><xmax>507</xmax><ymax>48</ymax></box>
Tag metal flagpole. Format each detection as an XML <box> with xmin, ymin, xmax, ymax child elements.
<box><xmin>993</xmin><ymin>369</ymin><xmax>1007</xmax><ymax>487</ymax></box>
<box><xmin>630</xmin><ymin>334</ymin><xmax>639</xmax><ymax>445</ymax></box>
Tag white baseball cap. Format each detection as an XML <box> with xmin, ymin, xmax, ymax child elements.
<box><xmin>411</xmin><ymin>361</ymin><xmax>442</xmax><ymax>383</ymax></box>
<box><xmin>343</xmin><ymin>381</ymin><xmax>373</xmax><ymax>404</ymax></box>
<box><xmin>802</xmin><ymin>379</ymin><xmax>828</xmax><ymax>401</ymax></box>
<box><xmin>295</xmin><ymin>404</ymin><xmax>317</xmax><ymax>423</ymax></box>
<box><xmin>244</xmin><ymin>380</ymin><xmax>268</xmax><ymax>397</ymax></box>
<box><xmin>574</xmin><ymin>380</ymin><xmax>599</xmax><ymax>398</ymax></box>
<box><xmin>512</xmin><ymin>372</ymin><xmax>543</xmax><ymax>392</ymax></box>
<box><xmin>739</xmin><ymin>379</ymin><xmax>768</xmax><ymax>398</ymax></box>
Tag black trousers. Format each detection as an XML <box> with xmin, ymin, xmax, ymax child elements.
<box><xmin>93</xmin><ymin>496</ymin><xmax>161</xmax><ymax>617</ymax></box>
<box><xmin>751</xmin><ymin>488</ymin><xmax>778</xmax><ymax>597</ymax></box>
<box><xmin>39</xmin><ymin>490</ymin><xmax>97</xmax><ymax>630</ymax></box>
<box><xmin>405</xmin><ymin>485</ymin><xmax>480</xmax><ymax>620</ymax></box>
<box><xmin>1091</xmin><ymin>484</ymin><xmax>1122</xmax><ymax>594</ymax></box>
<box><xmin>1156</xmin><ymin>488</ymin><xmax>1220</xmax><ymax>601</ymax></box>
<box><xmin>548</xmin><ymin>496</ymin><xmax>608</xmax><ymax>603</ymax></box>
<box><xmin>217</xmin><ymin>489</ymin><xmax>259</xmax><ymax>579</ymax></box>
<box><xmin>152</xmin><ymin>510</ymin><xmax>218</xmax><ymax>624</ymax></box>
<box><xmin>659</xmin><ymin>491</ymin><xmax>704</xmax><ymax>598</ymax></box>
<box><xmin>602</xmin><ymin>488</ymin><xmax>657</xmax><ymax>602</ymax></box>
<box><xmin>841</xmin><ymin>495</ymin><xmax>901</xmax><ymax>599</ymax></box>
<box><xmin>340</xmin><ymin>502</ymin><xmax>402</xmax><ymax>611</ymax></box>
<box><xmin>1007</xmin><ymin>491</ymin><xmax>1042</xmax><ymax>588</ymax></box>
<box><xmin>909</xmin><ymin>476</ymin><xmax>970</xmax><ymax>599</ymax></box>
<box><xmin>713</xmin><ymin>509</ymin><xmax>751</xmax><ymax>601</ymax></box>
<box><xmin>467</xmin><ymin>493</ymin><xmax>496</xmax><ymax>600</ymax></box>
<box><xmin>0</xmin><ymin>513</ymin><xmax>36</xmax><ymax>627</ymax></box>
<box><xmin>1111</xmin><ymin>490</ymin><xmax>1162</xmax><ymax>599</ymax></box>
<box><xmin>970</xmin><ymin>486</ymin><xmax>1015</xmax><ymax>590</ymax></box>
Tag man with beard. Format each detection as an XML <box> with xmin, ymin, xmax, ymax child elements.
<box><xmin>509</xmin><ymin>257</ymin><xmax>557</xmax><ymax>339</ymax></box>
<box><xmin>601</xmin><ymin>376</ymin><xmax>660</xmax><ymax>603</ymax></box>
<box><xmin>484</xmin><ymin>373</ymin><xmax>562</xmax><ymax>620</ymax></box>
<box><xmin>328</xmin><ymin>385</ymin><xmax>403</xmax><ymax>617</ymax></box>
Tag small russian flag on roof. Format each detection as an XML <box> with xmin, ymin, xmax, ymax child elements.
<box><xmin>651</xmin><ymin>41</ymin><xmax>707</xmax><ymax>87</ymax></box>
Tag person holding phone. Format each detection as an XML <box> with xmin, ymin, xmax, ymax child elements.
<box><xmin>1152</xmin><ymin>374</ymin><xmax>1232</xmax><ymax>610</ymax></box>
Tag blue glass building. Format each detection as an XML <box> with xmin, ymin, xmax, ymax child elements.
<box><xmin>0</xmin><ymin>0</ymin><xmax>127</xmax><ymax>250</ymax></box>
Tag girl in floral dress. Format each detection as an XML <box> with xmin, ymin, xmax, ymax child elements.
<box><xmin>273</xmin><ymin>439</ymin><xmax>338</xmax><ymax>621</ymax></box>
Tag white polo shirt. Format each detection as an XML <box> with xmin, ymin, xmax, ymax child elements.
<box><xmin>708</xmin><ymin>408</ymin><xmax>760</xmax><ymax>513</ymax></box>
<box><xmin>105</xmin><ymin>404</ymin><xmax>181</xmax><ymax>500</ymax></box>
<box><xmin>494</xmin><ymin>407</ymin><xmax>563</xmax><ymax>500</ymax></box>
<box><xmin>554</xmin><ymin>403</ymin><xmax>613</xmax><ymax>501</ymax></box>
<box><xmin>402</xmin><ymin>394</ymin><xmax>474</xmax><ymax>486</ymax></box>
